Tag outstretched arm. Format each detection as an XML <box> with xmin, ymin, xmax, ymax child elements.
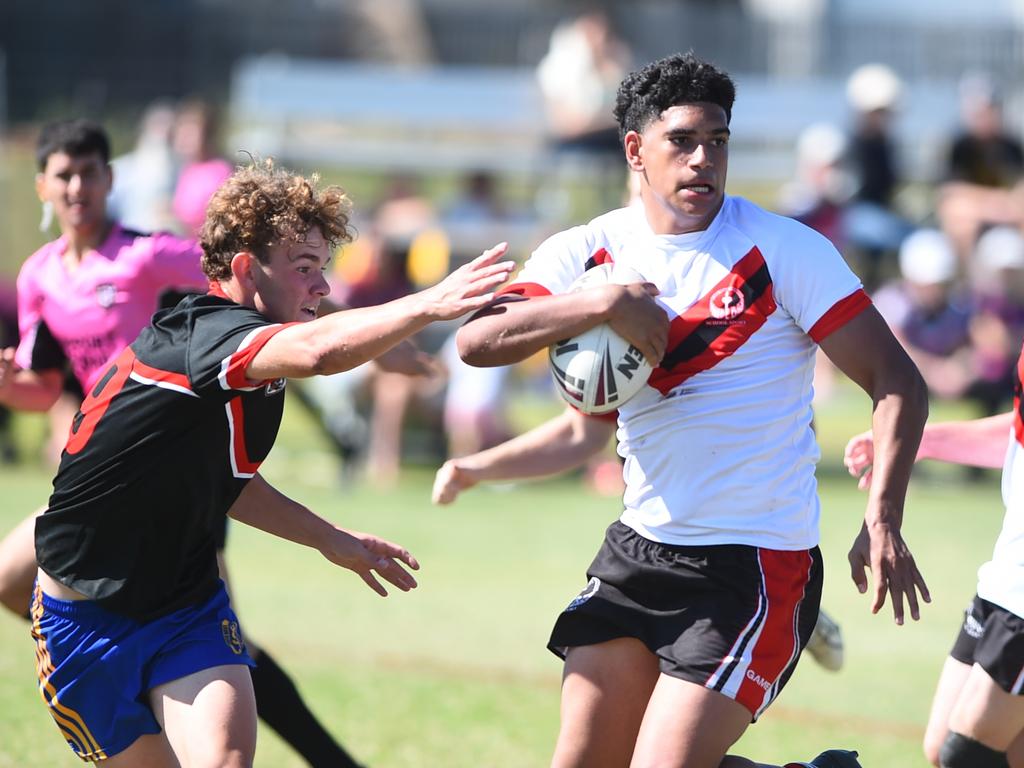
<box><xmin>432</xmin><ymin>408</ymin><xmax>617</xmax><ymax>504</ymax></box>
<box><xmin>819</xmin><ymin>306</ymin><xmax>930</xmax><ymax>624</ymax></box>
<box><xmin>845</xmin><ymin>411</ymin><xmax>1013</xmax><ymax>489</ymax></box>
<box><xmin>247</xmin><ymin>245</ymin><xmax>515</xmax><ymax>382</ymax></box>
<box><xmin>228</xmin><ymin>473</ymin><xmax>419</xmax><ymax>596</ymax></box>
<box><xmin>0</xmin><ymin>350</ymin><xmax>64</xmax><ymax>411</ymax></box>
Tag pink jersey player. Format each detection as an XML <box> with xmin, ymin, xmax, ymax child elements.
<box><xmin>16</xmin><ymin>224</ymin><xmax>206</xmax><ymax>392</ymax></box>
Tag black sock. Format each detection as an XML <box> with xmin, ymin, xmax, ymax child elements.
<box><xmin>250</xmin><ymin>645</ymin><xmax>363</xmax><ymax>768</ymax></box>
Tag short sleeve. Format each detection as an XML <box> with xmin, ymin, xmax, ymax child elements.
<box><xmin>185</xmin><ymin>304</ymin><xmax>297</xmax><ymax>397</ymax></box>
<box><xmin>145</xmin><ymin>234</ymin><xmax>208</xmax><ymax>294</ymax></box>
<box><xmin>770</xmin><ymin>219</ymin><xmax>869</xmax><ymax>343</ymax></box>
<box><xmin>14</xmin><ymin>259</ymin><xmax>65</xmax><ymax>373</ymax></box>
<box><xmin>496</xmin><ymin>225</ymin><xmax>598</xmax><ymax>299</ymax></box>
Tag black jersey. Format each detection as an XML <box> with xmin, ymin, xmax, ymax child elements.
<box><xmin>36</xmin><ymin>294</ymin><xmax>294</xmax><ymax>621</ymax></box>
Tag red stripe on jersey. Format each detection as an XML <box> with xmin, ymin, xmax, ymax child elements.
<box><xmin>648</xmin><ymin>246</ymin><xmax>776</xmax><ymax>396</ymax></box>
<box><xmin>807</xmin><ymin>289</ymin><xmax>871</xmax><ymax>343</ymax></box>
<box><xmin>221</xmin><ymin>324</ymin><xmax>296</xmax><ymax>390</ymax></box>
<box><xmin>1014</xmin><ymin>346</ymin><xmax>1024</xmax><ymax>447</ymax></box>
<box><xmin>495</xmin><ymin>282</ymin><xmax>551</xmax><ymax>299</ymax></box>
<box><xmin>584</xmin><ymin>247</ymin><xmax>613</xmax><ymax>271</ymax></box>
<box><xmin>132</xmin><ymin>360</ymin><xmax>192</xmax><ymax>391</ymax></box>
<box><xmin>734</xmin><ymin>549</ymin><xmax>812</xmax><ymax>715</ymax></box>
<box><xmin>65</xmin><ymin>347</ymin><xmax>136</xmax><ymax>455</ymax></box>
<box><xmin>227</xmin><ymin>397</ymin><xmax>261</xmax><ymax>476</ymax></box>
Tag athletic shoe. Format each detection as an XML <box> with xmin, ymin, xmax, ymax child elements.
<box><xmin>784</xmin><ymin>748</ymin><xmax>862</xmax><ymax>768</ymax></box>
<box><xmin>805</xmin><ymin>608</ymin><xmax>844</xmax><ymax>672</ymax></box>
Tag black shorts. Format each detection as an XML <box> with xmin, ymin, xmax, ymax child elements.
<box><xmin>548</xmin><ymin>521</ymin><xmax>823</xmax><ymax>719</ymax></box>
<box><xmin>950</xmin><ymin>594</ymin><xmax>1024</xmax><ymax>694</ymax></box>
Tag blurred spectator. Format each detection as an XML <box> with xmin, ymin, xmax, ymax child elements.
<box><xmin>536</xmin><ymin>9</ymin><xmax>631</xmax><ymax>157</ymax></box>
<box><xmin>938</xmin><ymin>73</ymin><xmax>1024</xmax><ymax>260</ymax></box>
<box><xmin>107</xmin><ymin>100</ymin><xmax>179</xmax><ymax>233</ymax></box>
<box><xmin>536</xmin><ymin>9</ymin><xmax>632</xmax><ymax>215</ymax></box>
<box><xmin>964</xmin><ymin>226</ymin><xmax>1024</xmax><ymax>415</ymax></box>
<box><xmin>172</xmin><ymin>99</ymin><xmax>233</xmax><ymax>236</ymax></box>
<box><xmin>777</xmin><ymin>122</ymin><xmax>853</xmax><ymax>249</ymax></box>
<box><xmin>874</xmin><ymin>228</ymin><xmax>972</xmax><ymax>399</ymax></box>
<box><xmin>437</xmin><ymin>171</ymin><xmax>514</xmax><ymax>457</ymax></box>
<box><xmin>844</xmin><ymin>63</ymin><xmax>911</xmax><ymax>290</ymax></box>
<box><xmin>304</xmin><ymin>178</ymin><xmax>447</xmax><ymax>486</ymax></box>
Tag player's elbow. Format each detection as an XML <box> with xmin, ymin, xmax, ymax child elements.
<box><xmin>456</xmin><ymin>323</ymin><xmax>508</xmax><ymax>367</ymax></box>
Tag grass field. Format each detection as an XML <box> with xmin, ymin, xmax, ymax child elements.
<box><xmin>0</xmin><ymin>383</ymin><xmax>1005</xmax><ymax>768</ymax></box>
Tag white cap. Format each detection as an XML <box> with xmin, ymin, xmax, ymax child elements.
<box><xmin>796</xmin><ymin>122</ymin><xmax>848</xmax><ymax>168</ymax></box>
<box><xmin>899</xmin><ymin>229</ymin><xmax>957</xmax><ymax>285</ymax></box>
<box><xmin>847</xmin><ymin>64</ymin><xmax>902</xmax><ymax>113</ymax></box>
<box><xmin>975</xmin><ymin>226</ymin><xmax>1024</xmax><ymax>272</ymax></box>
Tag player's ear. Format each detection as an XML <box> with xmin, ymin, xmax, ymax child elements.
<box><xmin>229</xmin><ymin>252</ymin><xmax>257</xmax><ymax>292</ymax></box>
<box><xmin>624</xmin><ymin>131</ymin><xmax>644</xmax><ymax>172</ymax></box>
<box><xmin>34</xmin><ymin>173</ymin><xmax>46</xmax><ymax>202</ymax></box>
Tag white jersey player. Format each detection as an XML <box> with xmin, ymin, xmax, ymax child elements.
<box><xmin>457</xmin><ymin>52</ymin><xmax>929</xmax><ymax>768</ymax></box>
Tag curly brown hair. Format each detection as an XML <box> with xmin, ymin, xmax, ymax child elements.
<box><xmin>200</xmin><ymin>158</ymin><xmax>353</xmax><ymax>281</ymax></box>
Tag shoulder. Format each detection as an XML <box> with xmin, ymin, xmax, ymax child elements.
<box><xmin>723</xmin><ymin>196</ymin><xmax>839</xmax><ymax>260</ymax></box>
<box><xmin>17</xmin><ymin>240</ymin><xmax>61</xmax><ymax>289</ymax></box>
<box><xmin>535</xmin><ymin>206</ymin><xmax>635</xmax><ymax>255</ymax></box>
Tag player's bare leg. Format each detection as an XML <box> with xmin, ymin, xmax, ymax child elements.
<box><xmin>99</xmin><ymin>733</ymin><xmax>179</xmax><ymax>768</ymax></box>
<box><xmin>924</xmin><ymin>657</ymin><xmax>973</xmax><ymax>765</ymax></box>
<box><xmin>150</xmin><ymin>664</ymin><xmax>257</xmax><ymax>768</ymax></box>
<box><xmin>941</xmin><ymin>664</ymin><xmax>1024</xmax><ymax>766</ymax></box>
<box><xmin>0</xmin><ymin>508</ymin><xmax>44</xmax><ymax>617</ymax></box>
<box><xmin>630</xmin><ymin>675</ymin><xmax>751</xmax><ymax>768</ymax></box>
<box><xmin>552</xmin><ymin>637</ymin><xmax>659</xmax><ymax>768</ymax></box>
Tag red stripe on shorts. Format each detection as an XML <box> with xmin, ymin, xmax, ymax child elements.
<box><xmin>733</xmin><ymin>549</ymin><xmax>812</xmax><ymax>716</ymax></box>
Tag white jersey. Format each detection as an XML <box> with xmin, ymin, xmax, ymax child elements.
<box><xmin>977</xmin><ymin>351</ymin><xmax>1024</xmax><ymax>617</ymax></box>
<box><xmin>505</xmin><ymin>196</ymin><xmax>868</xmax><ymax>549</ymax></box>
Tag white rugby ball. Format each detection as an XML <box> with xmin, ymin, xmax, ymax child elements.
<box><xmin>548</xmin><ymin>264</ymin><xmax>654</xmax><ymax>415</ymax></box>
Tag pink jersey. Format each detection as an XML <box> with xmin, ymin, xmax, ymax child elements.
<box><xmin>173</xmin><ymin>159</ymin><xmax>233</xmax><ymax>235</ymax></box>
<box><xmin>15</xmin><ymin>223</ymin><xmax>207</xmax><ymax>391</ymax></box>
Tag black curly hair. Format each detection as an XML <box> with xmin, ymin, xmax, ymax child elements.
<box><xmin>613</xmin><ymin>52</ymin><xmax>736</xmax><ymax>141</ymax></box>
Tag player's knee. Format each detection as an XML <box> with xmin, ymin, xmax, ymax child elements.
<box><xmin>923</xmin><ymin>725</ymin><xmax>948</xmax><ymax>766</ymax></box>
<box><xmin>939</xmin><ymin>731</ymin><xmax>1009</xmax><ymax>768</ymax></box>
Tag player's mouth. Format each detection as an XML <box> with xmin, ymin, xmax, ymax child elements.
<box><xmin>678</xmin><ymin>183</ymin><xmax>714</xmax><ymax>196</ymax></box>
<box><xmin>299</xmin><ymin>305</ymin><xmax>318</xmax><ymax>320</ymax></box>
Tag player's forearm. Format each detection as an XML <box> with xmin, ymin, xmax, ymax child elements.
<box><xmin>917</xmin><ymin>412</ymin><xmax>1013</xmax><ymax>469</ymax></box>
<box><xmin>865</xmin><ymin>367</ymin><xmax>929</xmax><ymax>529</ymax></box>
<box><xmin>0</xmin><ymin>370</ymin><xmax>62</xmax><ymax>412</ymax></box>
<box><xmin>457</xmin><ymin>411</ymin><xmax>613</xmax><ymax>482</ymax></box>
<box><xmin>457</xmin><ymin>292</ymin><xmax>615</xmax><ymax>367</ymax></box>
<box><xmin>248</xmin><ymin>293</ymin><xmax>436</xmax><ymax>380</ymax></box>
<box><xmin>228</xmin><ymin>474</ymin><xmax>337</xmax><ymax>549</ymax></box>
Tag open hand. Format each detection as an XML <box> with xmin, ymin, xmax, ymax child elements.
<box><xmin>848</xmin><ymin>520</ymin><xmax>930</xmax><ymax>625</ymax></box>
<box><xmin>418</xmin><ymin>243</ymin><xmax>516</xmax><ymax>320</ymax></box>
<box><xmin>321</xmin><ymin>527</ymin><xmax>420</xmax><ymax>596</ymax></box>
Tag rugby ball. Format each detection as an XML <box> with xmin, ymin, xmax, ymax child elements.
<box><xmin>548</xmin><ymin>264</ymin><xmax>654</xmax><ymax>415</ymax></box>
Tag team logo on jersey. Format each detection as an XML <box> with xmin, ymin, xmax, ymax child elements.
<box><xmin>95</xmin><ymin>283</ymin><xmax>118</xmax><ymax>308</ymax></box>
<box><xmin>221</xmin><ymin>619</ymin><xmax>245</xmax><ymax>655</ymax></box>
<box><xmin>265</xmin><ymin>378</ymin><xmax>286</xmax><ymax>396</ymax></box>
<box><xmin>709</xmin><ymin>286</ymin><xmax>745</xmax><ymax>320</ymax></box>
<box><xmin>566</xmin><ymin>577</ymin><xmax>601</xmax><ymax>611</ymax></box>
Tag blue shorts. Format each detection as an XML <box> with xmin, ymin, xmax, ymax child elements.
<box><xmin>30</xmin><ymin>580</ymin><xmax>254</xmax><ymax>762</ymax></box>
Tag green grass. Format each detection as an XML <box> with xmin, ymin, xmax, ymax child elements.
<box><xmin>0</xmin><ymin>383</ymin><xmax>1006</xmax><ymax>767</ymax></box>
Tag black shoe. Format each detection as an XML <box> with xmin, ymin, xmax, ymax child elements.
<box><xmin>808</xmin><ymin>749</ymin><xmax>862</xmax><ymax>768</ymax></box>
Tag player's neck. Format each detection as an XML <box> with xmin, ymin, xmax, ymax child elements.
<box><xmin>63</xmin><ymin>219</ymin><xmax>114</xmax><ymax>264</ymax></box>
